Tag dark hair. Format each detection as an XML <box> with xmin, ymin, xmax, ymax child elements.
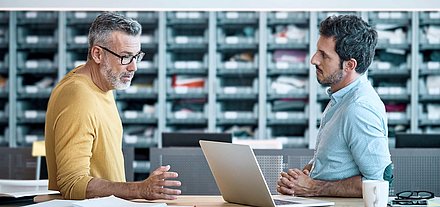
<box><xmin>87</xmin><ymin>12</ymin><xmax>142</xmax><ymax>59</ymax></box>
<box><xmin>319</xmin><ymin>15</ymin><xmax>377</xmax><ymax>74</ymax></box>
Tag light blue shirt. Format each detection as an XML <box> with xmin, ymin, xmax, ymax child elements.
<box><xmin>310</xmin><ymin>75</ymin><xmax>391</xmax><ymax>181</ymax></box>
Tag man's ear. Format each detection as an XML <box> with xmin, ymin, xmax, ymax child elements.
<box><xmin>344</xmin><ymin>58</ymin><xmax>357</xmax><ymax>72</ymax></box>
<box><xmin>91</xmin><ymin>46</ymin><xmax>103</xmax><ymax>64</ymax></box>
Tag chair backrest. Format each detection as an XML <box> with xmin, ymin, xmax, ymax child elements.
<box><xmin>150</xmin><ymin>148</ymin><xmax>440</xmax><ymax>196</ymax></box>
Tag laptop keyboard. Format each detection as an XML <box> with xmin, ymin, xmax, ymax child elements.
<box><xmin>274</xmin><ymin>199</ymin><xmax>300</xmax><ymax>205</ymax></box>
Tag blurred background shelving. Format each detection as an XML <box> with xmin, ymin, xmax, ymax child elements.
<box><xmin>1</xmin><ymin>11</ymin><xmax>439</xmax><ymax>181</ymax></box>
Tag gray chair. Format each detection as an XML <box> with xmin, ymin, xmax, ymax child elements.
<box><xmin>151</xmin><ymin>147</ymin><xmax>440</xmax><ymax>196</ymax></box>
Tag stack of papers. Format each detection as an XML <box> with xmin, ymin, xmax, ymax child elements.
<box><xmin>0</xmin><ymin>179</ymin><xmax>59</xmax><ymax>198</ymax></box>
<box><xmin>24</xmin><ymin>195</ymin><xmax>167</xmax><ymax>207</ymax></box>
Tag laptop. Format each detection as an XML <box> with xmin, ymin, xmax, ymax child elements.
<box><xmin>199</xmin><ymin>140</ymin><xmax>334</xmax><ymax>207</ymax></box>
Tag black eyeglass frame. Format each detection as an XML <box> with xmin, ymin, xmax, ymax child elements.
<box><xmin>396</xmin><ymin>191</ymin><xmax>434</xmax><ymax>200</ymax></box>
<box><xmin>97</xmin><ymin>45</ymin><xmax>145</xmax><ymax>65</ymax></box>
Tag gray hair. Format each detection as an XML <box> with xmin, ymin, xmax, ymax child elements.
<box><xmin>319</xmin><ymin>15</ymin><xmax>378</xmax><ymax>74</ymax></box>
<box><xmin>87</xmin><ymin>12</ymin><xmax>142</xmax><ymax>59</ymax></box>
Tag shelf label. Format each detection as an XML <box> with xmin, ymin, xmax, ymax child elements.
<box><xmin>26</xmin><ymin>61</ymin><xmax>38</xmax><ymax>68</ymax></box>
<box><xmin>74</xmin><ymin>12</ymin><xmax>87</xmax><ymax>19</ymax></box>
<box><xmin>275</xmin><ymin>112</ymin><xmax>289</xmax><ymax>119</ymax></box>
<box><xmin>226</xmin><ymin>12</ymin><xmax>239</xmax><ymax>19</ymax></box>
<box><xmin>126</xmin><ymin>12</ymin><xmax>138</xmax><ymax>18</ymax></box>
<box><xmin>125</xmin><ymin>87</ymin><xmax>138</xmax><ymax>94</ymax></box>
<box><xmin>225</xmin><ymin>112</ymin><xmax>238</xmax><ymax>119</ymax></box>
<box><xmin>25</xmin><ymin>110</ymin><xmax>38</xmax><ymax>118</ymax></box>
<box><xmin>429</xmin><ymin>12</ymin><xmax>440</xmax><ymax>19</ymax></box>
<box><xmin>427</xmin><ymin>62</ymin><xmax>440</xmax><ymax>69</ymax></box>
<box><xmin>124</xmin><ymin>135</ymin><xmax>138</xmax><ymax>144</ymax></box>
<box><xmin>174</xmin><ymin>61</ymin><xmax>186</xmax><ymax>69</ymax></box>
<box><xmin>225</xmin><ymin>61</ymin><xmax>238</xmax><ymax>69</ymax></box>
<box><xmin>377</xmin><ymin>62</ymin><xmax>391</xmax><ymax>69</ymax></box>
<box><xmin>276</xmin><ymin>62</ymin><xmax>289</xmax><ymax>69</ymax></box>
<box><xmin>124</xmin><ymin>111</ymin><xmax>138</xmax><ymax>119</ymax></box>
<box><xmin>74</xmin><ymin>36</ymin><xmax>87</xmax><ymax>44</ymax></box>
<box><xmin>175</xmin><ymin>111</ymin><xmax>188</xmax><ymax>119</ymax></box>
<box><xmin>224</xmin><ymin>87</ymin><xmax>237</xmax><ymax>94</ymax></box>
<box><xmin>25</xmin><ymin>86</ymin><xmax>38</xmax><ymax>93</ymax></box>
<box><xmin>225</xmin><ymin>37</ymin><xmax>239</xmax><ymax>44</ymax></box>
<box><xmin>25</xmin><ymin>135</ymin><xmax>38</xmax><ymax>143</ymax></box>
<box><xmin>25</xmin><ymin>12</ymin><xmax>37</xmax><ymax>18</ymax></box>
<box><xmin>275</xmin><ymin>12</ymin><xmax>288</xmax><ymax>19</ymax></box>
<box><xmin>275</xmin><ymin>37</ymin><xmax>288</xmax><ymax>44</ymax></box>
<box><xmin>26</xmin><ymin>36</ymin><xmax>39</xmax><ymax>44</ymax></box>
<box><xmin>175</xmin><ymin>36</ymin><xmax>189</xmax><ymax>44</ymax></box>
<box><xmin>175</xmin><ymin>87</ymin><xmax>188</xmax><ymax>94</ymax></box>
<box><xmin>428</xmin><ymin>38</ymin><xmax>440</xmax><ymax>44</ymax></box>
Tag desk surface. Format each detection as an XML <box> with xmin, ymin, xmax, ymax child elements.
<box><xmin>32</xmin><ymin>194</ymin><xmax>363</xmax><ymax>207</ymax></box>
<box><xmin>146</xmin><ymin>195</ymin><xmax>363</xmax><ymax>207</ymax></box>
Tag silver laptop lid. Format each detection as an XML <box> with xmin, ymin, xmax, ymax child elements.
<box><xmin>199</xmin><ymin>140</ymin><xmax>276</xmax><ymax>207</ymax></box>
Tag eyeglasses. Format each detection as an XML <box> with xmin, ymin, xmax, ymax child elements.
<box><xmin>391</xmin><ymin>191</ymin><xmax>434</xmax><ymax>206</ymax></box>
<box><xmin>97</xmin><ymin>45</ymin><xmax>145</xmax><ymax>65</ymax></box>
<box><xmin>396</xmin><ymin>191</ymin><xmax>434</xmax><ymax>200</ymax></box>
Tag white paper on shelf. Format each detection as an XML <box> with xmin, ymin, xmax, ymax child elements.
<box><xmin>175</xmin><ymin>87</ymin><xmax>188</xmax><ymax>94</ymax></box>
<box><xmin>224</xmin><ymin>87</ymin><xmax>237</xmax><ymax>94</ymax></box>
<box><xmin>26</xmin><ymin>61</ymin><xmax>38</xmax><ymax>68</ymax></box>
<box><xmin>225</xmin><ymin>112</ymin><xmax>238</xmax><ymax>119</ymax></box>
<box><xmin>175</xmin><ymin>36</ymin><xmax>189</xmax><ymax>44</ymax></box>
<box><xmin>74</xmin><ymin>12</ymin><xmax>87</xmax><ymax>19</ymax></box>
<box><xmin>125</xmin><ymin>12</ymin><xmax>138</xmax><ymax>18</ymax></box>
<box><xmin>141</xmin><ymin>35</ymin><xmax>153</xmax><ymax>44</ymax></box>
<box><xmin>186</xmin><ymin>61</ymin><xmax>201</xmax><ymax>69</ymax></box>
<box><xmin>275</xmin><ymin>12</ymin><xmax>288</xmax><ymax>19</ymax></box>
<box><xmin>225</xmin><ymin>61</ymin><xmax>238</xmax><ymax>69</ymax></box>
<box><xmin>124</xmin><ymin>135</ymin><xmax>138</xmax><ymax>144</ymax></box>
<box><xmin>226</xmin><ymin>12</ymin><xmax>239</xmax><ymax>19</ymax></box>
<box><xmin>275</xmin><ymin>112</ymin><xmax>289</xmax><ymax>119</ymax></box>
<box><xmin>276</xmin><ymin>62</ymin><xmax>289</xmax><ymax>69</ymax></box>
<box><xmin>175</xmin><ymin>111</ymin><xmax>188</xmax><ymax>119</ymax></box>
<box><xmin>124</xmin><ymin>111</ymin><xmax>138</xmax><ymax>119</ymax></box>
<box><xmin>175</xmin><ymin>12</ymin><xmax>188</xmax><ymax>19</ymax></box>
<box><xmin>26</xmin><ymin>36</ymin><xmax>39</xmax><ymax>44</ymax></box>
<box><xmin>25</xmin><ymin>86</ymin><xmax>38</xmax><ymax>93</ymax></box>
<box><xmin>377</xmin><ymin>62</ymin><xmax>391</xmax><ymax>69</ymax></box>
<box><xmin>187</xmin><ymin>12</ymin><xmax>201</xmax><ymax>19</ymax></box>
<box><xmin>275</xmin><ymin>37</ymin><xmax>288</xmax><ymax>44</ymax></box>
<box><xmin>174</xmin><ymin>61</ymin><xmax>187</xmax><ymax>69</ymax></box>
<box><xmin>427</xmin><ymin>62</ymin><xmax>440</xmax><ymax>69</ymax></box>
<box><xmin>74</xmin><ymin>36</ymin><xmax>87</xmax><ymax>44</ymax></box>
<box><xmin>125</xmin><ymin>86</ymin><xmax>138</xmax><ymax>94</ymax></box>
<box><xmin>430</xmin><ymin>12</ymin><xmax>440</xmax><ymax>19</ymax></box>
<box><xmin>25</xmin><ymin>110</ymin><xmax>38</xmax><ymax>118</ymax></box>
<box><xmin>25</xmin><ymin>135</ymin><xmax>38</xmax><ymax>143</ymax></box>
<box><xmin>25</xmin><ymin>12</ymin><xmax>37</xmax><ymax>18</ymax></box>
<box><xmin>225</xmin><ymin>36</ymin><xmax>239</xmax><ymax>44</ymax></box>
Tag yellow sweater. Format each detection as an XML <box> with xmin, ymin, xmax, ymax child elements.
<box><xmin>45</xmin><ymin>66</ymin><xmax>125</xmax><ymax>199</ymax></box>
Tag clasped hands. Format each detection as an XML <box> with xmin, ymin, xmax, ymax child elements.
<box><xmin>277</xmin><ymin>168</ymin><xmax>319</xmax><ymax>197</ymax></box>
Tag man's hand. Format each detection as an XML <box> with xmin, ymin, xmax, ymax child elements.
<box><xmin>277</xmin><ymin>168</ymin><xmax>317</xmax><ymax>196</ymax></box>
<box><xmin>139</xmin><ymin>165</ymin><xmax>182</xmax><ymax>200</ymax></box>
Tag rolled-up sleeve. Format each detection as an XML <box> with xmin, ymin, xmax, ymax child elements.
<box><xmin>344</xmin><ymin>103</ymin><xmax>391</xmax><ymax>180</ymax></box>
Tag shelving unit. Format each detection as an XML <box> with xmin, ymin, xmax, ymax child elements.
<box><xmin>1</xmin><ymin>11</ymin><xmax>439</xmax><ymax>180</ymax></box>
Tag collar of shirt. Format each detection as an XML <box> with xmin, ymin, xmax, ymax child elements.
<box><xmin>327</xmin><ymin>75</ymin><xmax>368</xmax><ymax>104</ymax></box>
